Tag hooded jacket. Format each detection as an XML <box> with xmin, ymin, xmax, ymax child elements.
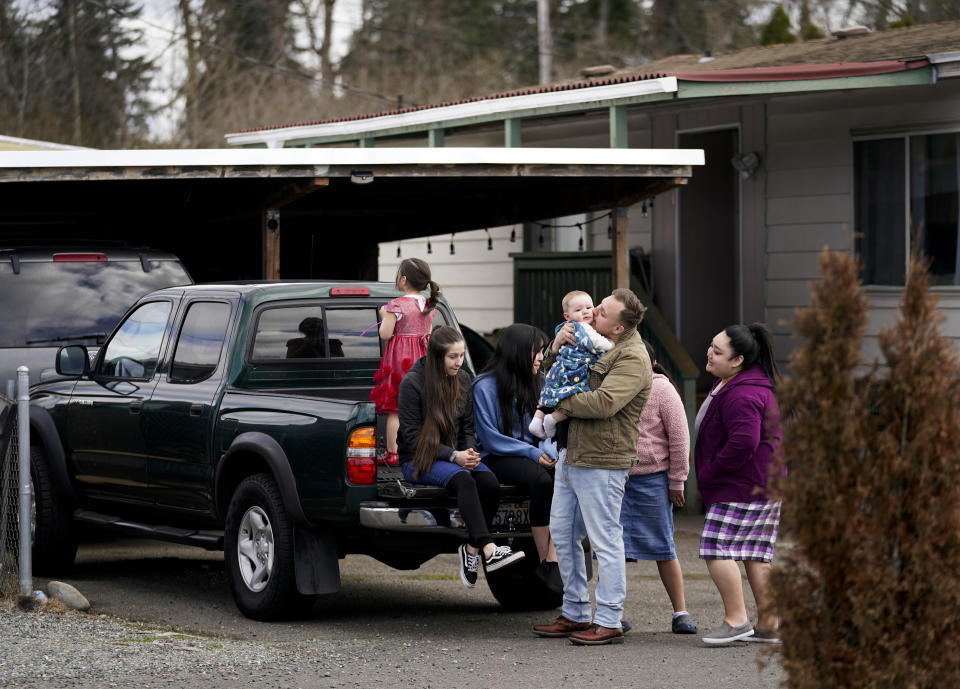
<box><xmin>694</xmin><ymin>365</ymin><xmax>781</xmax><ymax>506</ymax></box>
<box><xmin>396</xmin><ymin>358</ymin><xmax>475</xmax><ymax>467</ymax></box>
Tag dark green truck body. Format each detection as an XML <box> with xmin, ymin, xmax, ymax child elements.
<box><xmin>27</xmin><ymin>281</ymin><xmax>558</xmax><ymax>619</ymax></box>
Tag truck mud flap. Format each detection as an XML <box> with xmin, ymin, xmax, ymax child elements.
<box><xmin>294</xmin><ymin>525</ymin><xmax>340</xmax><ymax>596</ymax></box>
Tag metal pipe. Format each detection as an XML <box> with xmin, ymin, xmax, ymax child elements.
<box><xmin>17</xmin><ymin>366</ymin><xmax>31</xmax><ymax>596</ymax></box>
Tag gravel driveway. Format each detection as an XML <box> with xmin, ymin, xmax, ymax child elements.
<box><xmin>2</xmin><ymin>515</ymin><xmax>785</xmax><ymax>689</ymax></box>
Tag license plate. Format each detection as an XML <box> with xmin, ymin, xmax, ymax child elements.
<box><xmin>493</xmin><ymin>501</ymin><xmax>530</xmax><ymax>530</ymax></box>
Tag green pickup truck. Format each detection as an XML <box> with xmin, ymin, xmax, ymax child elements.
<box><xmin>26</xmin><ymin>281</ymin><xmax>560</xmax><ymax>620</ymax></box>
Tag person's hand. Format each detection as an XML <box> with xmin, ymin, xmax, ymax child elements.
<box><xmin>551</xmin><ymin>322</ymin><xmax>576</xmax><ymax>353</ymax></box>
<box><xmin>669</xmin><ymin>489</ymin><xmax>685</xmax><ymax>507</ymax></box>
<box><xmin>454</xmin><ymin>448</ymin><xmax>481</xmax><ymax>469</ymax></box>
<box><xmin>538</xmin><ymin>453</ymin><xmax>557</xmax><ymax>468</ymax></box>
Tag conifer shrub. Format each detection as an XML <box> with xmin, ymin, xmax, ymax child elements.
<box><xmin>773</xmin><ymin>250</ymin><xmax>960</xmax><ymax>688</ymax></box>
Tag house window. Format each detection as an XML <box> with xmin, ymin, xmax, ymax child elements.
<box><xmin>855</xmin><ymin>133</ymin><xmax>960</xmax><ymax>286</ymax></box>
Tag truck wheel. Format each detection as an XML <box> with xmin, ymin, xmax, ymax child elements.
<box><xmin>485</xmin><ymin>539</ymin><xmax>562</xmax><ymax>611</ymax></box>
<box><xmin>224</xmin><ymin>473</ymin><xmax>308</xmax><ymax>620</ymax></box>
<box><xmin>30</xmin><ymin>445</ymin><xmax>78</xmax><ymax>574</ymax></box>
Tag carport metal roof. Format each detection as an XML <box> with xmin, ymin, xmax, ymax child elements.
<box><xmin>0</xmin><ymin>147</ymin><xmax>703</xmax><ymax>282</ymax></box>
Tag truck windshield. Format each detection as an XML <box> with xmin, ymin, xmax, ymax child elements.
<box><xmin>0</xmin><ymin>259</ymin><xmax>191</xmax><ymax>348</ymax></box>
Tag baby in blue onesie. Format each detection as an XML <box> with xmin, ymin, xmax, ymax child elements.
<box><xmin>529</xmin><ymin>290</ymin><xmax>613</xmax><ymax>440</ymax></box>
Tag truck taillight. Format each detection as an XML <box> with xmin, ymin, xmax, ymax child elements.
<box><xmin>347</xmin><ymin>427</ymin><xmax>376</xmax><ymax>484</ymax></box>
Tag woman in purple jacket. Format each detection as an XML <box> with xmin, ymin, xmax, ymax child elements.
<box><xmin>695</xmin><ymin>323</ymin><xmax>782</xmax><ymax>646</ymax></box>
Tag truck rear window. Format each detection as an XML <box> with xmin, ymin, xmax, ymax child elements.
<box><xmin>0</xmin><ymin>259</ymin><xmax>192</xmax><ymax>348</ymax></box>
<box><xmin>251</xmin><ymin>305</ymin><xmax>382</xmax><ymax>360</ymax></box>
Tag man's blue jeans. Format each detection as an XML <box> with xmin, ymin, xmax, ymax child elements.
<box><xmin>550</xmin><ymin>455</ymin><xmax>629</xmax><ymax>629</ymax></box>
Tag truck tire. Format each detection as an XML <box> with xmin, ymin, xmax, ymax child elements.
<box><xmin>485</xmin><ymin>539</ymin><xmax>562</xmax><ymax>611</ymax></box>
<box><xmin>224</xmin><ymin>473</ymin><xmax>310</xmax><ymax>620</ymax></box>
<box><xmin>30</xmin><ymin>445</ymin><xmax>78</xmax><ymax>574</ymax></box>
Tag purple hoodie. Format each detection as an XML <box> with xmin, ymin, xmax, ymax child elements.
<box><xmin>694</xmin><ymin>365</ymin><xmax>782</xmax><ymax>507</ymax></box>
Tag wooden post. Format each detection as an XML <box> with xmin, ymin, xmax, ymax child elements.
<box><xmin>262</xmin><ymin>208</ymin><xmax>280</xmax><ymax>279</ymax></box>
<box><xmin>612</xmin><ymin>206</ymin><xmax>630</xmax><ymax>290</ymax></box>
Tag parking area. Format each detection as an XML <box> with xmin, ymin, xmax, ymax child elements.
<box><xmin>4</xmin><ymin>514</ymin><xmax>786</xmax><ymax>689</ymax></box>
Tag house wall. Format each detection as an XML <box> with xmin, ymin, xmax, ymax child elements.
<box><xmin>377</xmin><ymin>109</ymin><xmax>657</xmax><ymax>335</ymax></box>
<box><xmin>764</xmin><ymin>79</ymin><xmax>960</xmax><ymax>368</ymax></box>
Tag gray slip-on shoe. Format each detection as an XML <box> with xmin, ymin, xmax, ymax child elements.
<box><xmin>702</xmin><ymin>621</ymin><xmax>754</xmax><ymax>645</ymax></box>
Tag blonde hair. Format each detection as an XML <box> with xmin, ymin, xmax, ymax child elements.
<box><xmin>562</xmin><ymin>290</ymin><xmax>590</xmax><ymax>314</ymax></box>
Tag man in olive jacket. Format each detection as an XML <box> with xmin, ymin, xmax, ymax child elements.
<box><xmin>533</xmin><ymin>288</ymin><xmax>652</xmax><ymax>646</ymax></box>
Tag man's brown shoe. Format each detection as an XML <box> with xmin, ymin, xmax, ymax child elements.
<box><xmin>533</xmin><ymin>616</ymin><xmax>592</xmax><ymax>638</ymax></box>
<box><xmin>569</xmin><ymin>625</ymin><xmax>625</xmax><ymax>646</ymax></box>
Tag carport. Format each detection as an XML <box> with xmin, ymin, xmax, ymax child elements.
<box><xmin>0</xmin><ymin>148</ymin><xmax>702</xmax><ymax>284</ymax></box>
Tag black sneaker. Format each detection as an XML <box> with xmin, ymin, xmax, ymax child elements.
<box><xmin>535</xmin><ymin>560</ymin><xmax>564</xmax><ymax>594</ymax></box>
<box><xmin>458</xmin><ymin>543</ymin><xmax>480</xmax><ymax>588</ymax></box>
<box><xmin>483</xmin><ymin>545</ymin><xmax>525</xmax><ymax>572</ymax></box>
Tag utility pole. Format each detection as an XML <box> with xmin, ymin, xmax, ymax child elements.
<box><xmin>537</xmin><ymin>0</ymin><xmax>552</xmax><ymax>85</ymax></box>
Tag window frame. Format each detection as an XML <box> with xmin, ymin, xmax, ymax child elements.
<box><xmin>246</xmin><ymin>299</ymin><xmax>385</xmax><ymax>365</ymax></box>
<box><xmin>94</xmin><ymin>298</ymin><xmax>176</xmax><ymax>382</ymax></box>
<box><xmin>854</xmin><ymin>125</ymin><xmax>960</xmax><ymax>287</ymax></box>
<box><xmin>167</xmin><ymin>299</ymin><xmax>234</xmax><ymax>385</ymax></box>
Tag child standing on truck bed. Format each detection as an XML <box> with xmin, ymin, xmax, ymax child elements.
<box><xmin>529</xmin><ymin>290</ymin><xmax>613</xmax><ymax>443</ymax></box>
<box><xmin>397</xmin><ymin>326</ymin><xmax>525</xmax><ymax>587</ymax></box>
<box><xmin>372</xmin><ymin>257</ymin><xmax>439</xmax><ymax>466</ymax></box>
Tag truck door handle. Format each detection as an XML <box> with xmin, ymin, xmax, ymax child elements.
<box><xmin>190</xmin><ymin>404</ymin><xmax>203</xmax><ymax>417</ymax></box>
<box><xmin>129</xmin><ymin>400</ymin><xmax>143</xmax><ymax>414</ymax></box>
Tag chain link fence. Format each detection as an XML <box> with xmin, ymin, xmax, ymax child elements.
<box><xmin>0</xmin><ymin>400</ymin><xmax>20</xmax><ymax>597</ymax></box>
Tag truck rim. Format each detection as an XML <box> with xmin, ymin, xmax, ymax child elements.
<box><xmin>237</xmin><ymin>506</ymin><xmax>274</xmax><ymax>593</ymax></box>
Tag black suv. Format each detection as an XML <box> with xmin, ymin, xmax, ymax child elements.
<box><xmin>0</xmin><ymin>246</ymin><xmax>192</xmax><ymax>390</ymax></box>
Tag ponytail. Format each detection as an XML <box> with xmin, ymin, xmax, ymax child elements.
<box><xmin>396</xmin><ymin>257</ymin><xmax>439</xmax><ymax>313</ymax></box>
<box><xmin>425</xmin><ymin>280</ymin><xmax>440</xmax><ymax>313</ymax></box>
<box><xmin>725</xmin><ymin>322</ymin><xmax>779</xmax><ymax>382</ymax></box>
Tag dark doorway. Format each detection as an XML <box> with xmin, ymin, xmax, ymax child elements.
<box><xmin>677</xmin><ymin>128</ymin><xmax>739</xmax><ymax>392</ymax></box>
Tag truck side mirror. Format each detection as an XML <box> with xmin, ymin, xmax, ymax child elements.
<box><xmin>56</xmin><ymin>345</ymin><xmax>90</xmax><ymax>377</ymax></box>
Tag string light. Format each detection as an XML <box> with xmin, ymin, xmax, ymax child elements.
<box><xmin>449</xmin><ymin>232</ymin><xmax>456</xmax><ymax>255</ymax></box>
<box><xmin>510</xmin><ymin>227</ymin><xmax>516</xmax><ymax>243</ymax></box>
<box><xmin>485</xmin><ymin>228</ymin><xmax>493</xmax><ymax>251</ymax></box>
<box><xmin>396</xmin><ymin>243</ymin><xmax>401</xmax><ymax>258</ymax></box>
<box><xmin>577</xmin><ymin>223</ymin><xmax>584</xmax><ymax>251</ymax></box>
<box><xmin>427</xmin><ymin>239</ymin><xmax>432</xmax><ymax>254</ymax></box>
<box><xmin>641</xmin><ymin>201</ymin><xmax>647</xmax><ymax>217</ymax></box>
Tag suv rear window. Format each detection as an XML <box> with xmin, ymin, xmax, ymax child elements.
<box><xmin>0</xmin><ymin>259</ymin><xmax>191</xmax><ymax>348</ymax></box>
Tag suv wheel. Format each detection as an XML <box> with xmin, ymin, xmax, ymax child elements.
<box><xmin>224</xmin><ymin>473</ymin><xmax>308</xmax><ymax>620</ymax></box>
<box><xmin>485</xmin><ymin>538</ymin><xmax>562</xmax><ymax>611</ymax></box>
<box><xmin>30</xmin><ymin>444</ymin><xmax>78</xmax><ymax>574</ymax></box>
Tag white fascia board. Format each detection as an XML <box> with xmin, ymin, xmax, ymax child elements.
<box><xmin>0</xmin><ymin>146</ymin><xmax>704</xmax><ymax>170</ymax></box>
<box><xmin>928</xmin><ymin>51</ymin><xmax>960</xmax><ymax>64</ymax></box>
<box><xmin>224</xmin><ymin>76</ymin><xmax>679</xmax><ymax>148</ymax></box>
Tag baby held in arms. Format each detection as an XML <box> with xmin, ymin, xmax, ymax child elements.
<box><xmin>529</xmin><ymin>290</ymin><xmax>613</xmax><ymax>442</ymax></box>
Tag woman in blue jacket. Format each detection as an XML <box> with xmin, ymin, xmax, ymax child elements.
<box><xmin>473</xmin><ymin>324</ymin><xmax>562</xmax><ymax>592</ymax></box>
<box><xmin>696</xmin><ymin>323</ymin><xmax>782</xmax><ymax>646</ymax></box>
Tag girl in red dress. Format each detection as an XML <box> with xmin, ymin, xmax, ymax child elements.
<box><xmin>371</xmin><ymin>258</ymin><xmax>440</xmax><ymax>465</ymax></box>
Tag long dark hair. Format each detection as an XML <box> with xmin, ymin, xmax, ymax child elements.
<box><xmin>643</xmin><ymin>339</ymin><xmax>675</xmax><ymax>385</ymax></box>
<box><xmin>397</xmin><ymin>257</ymin><xmax>440</xmax><ymax>313</ymax></box>
<box><xmin>725</xmin><ymin>322</ymin><xmax>779</xmax><ymax>382</ymax></box>
<box><xmin>412</xmin><ymin>326</ymin><xmax>464</xmax><ymax>477</ymax></box>
<box><xmin>478</xmin><ymin>323</ymin><xmax>549</xmax><ymax>438</ymax></box>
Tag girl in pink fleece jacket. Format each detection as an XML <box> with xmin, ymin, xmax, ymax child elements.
<box><xmin>620</xmin><ymin>341</ymin><xmax>698</xmax><ymax>635</ymax></box>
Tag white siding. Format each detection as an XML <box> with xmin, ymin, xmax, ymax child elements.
<box><xmin>378</xmin><ymin>225</ymin><xmax>521</xmax><ymax>334</ymax></box>
<box><xmin>764</xmin><ymin>80</ymin><xmax>960</xmax><ymax>367</ymax></box>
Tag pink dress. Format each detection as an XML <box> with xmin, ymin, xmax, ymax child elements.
<box><xmin>371</xmin><ymin>296</ymin><xmax>434</xmax><ymax>413</ymax></box>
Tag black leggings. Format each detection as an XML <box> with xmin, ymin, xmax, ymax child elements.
<box><xmin>482</xmin><ymin>454</ymin><xmax>554</xmax><ymax>527</ymax></box>
<box><xmin>446</xmin><ymin>471</ymin><xmax>500</xmax><ymax>549</ymax></box>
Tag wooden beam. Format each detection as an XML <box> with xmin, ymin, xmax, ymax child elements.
<box><xmin>262</xmin><ymin>208</ymin><xmax>280</xmax><ymax>279</ymax></box>
<box><xmin>612</xmin><ymin>206</ymin><xmax>629</xmax><ymax>290</ymax></box>
<box><xmin>264</xmin><ymin>177</ymin><xmax>329</xmax><ymax>209</ymax></box>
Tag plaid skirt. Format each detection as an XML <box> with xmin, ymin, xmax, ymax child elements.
<box><xmin>699</xmin><ymin>500</ymin><xmax>781</xmax><ymax>562</ymax></box>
